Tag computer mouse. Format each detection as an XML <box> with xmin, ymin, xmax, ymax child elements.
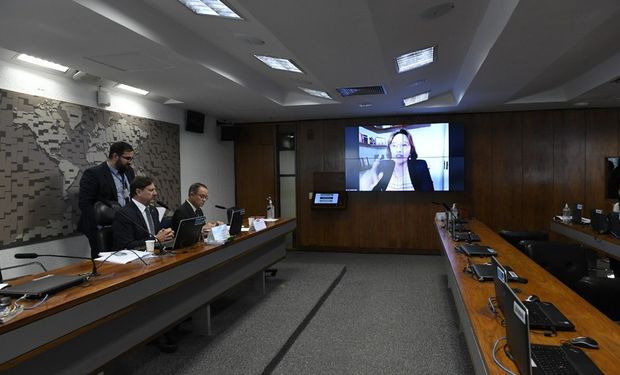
<box><xmin>525</xmin><ymin>294</ymin><xmax>540</xmax><ymax>302</ymax></box>
<box><xmin>569</xmin><ymin>336</ymin><xmax>599</xmax><ymax>349</ymax></box>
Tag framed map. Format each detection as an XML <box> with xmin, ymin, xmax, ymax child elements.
<box><xmin>0</xmin><ymin>89</ymin><xmax>180</xmax><ymax>249</ymax></box>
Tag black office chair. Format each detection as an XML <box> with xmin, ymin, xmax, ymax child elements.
<box><xmin>522</xmin><ymin>241</ymin><xmax>620</xmax><ymax>321</ymax></box>
<box><xmin>498</xmin><ymin>229</ymin><xmax>548</xmax><ymax>256</ymax></box>
<box><xmin>94</xmin><ymin>201</ymin><xmax>118</xmax><ymax>252</ymax></box>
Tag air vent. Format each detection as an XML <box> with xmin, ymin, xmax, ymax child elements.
<box><xmin>336</xmin><ymin>85</ymin><xmax>386</xmax><ymax>97</ymax></box>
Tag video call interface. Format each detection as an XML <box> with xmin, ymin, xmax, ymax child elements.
<box><xmin>344</xmin><ymin>123</ymin><xmax>465</xmax><ymax>192</ymax></box>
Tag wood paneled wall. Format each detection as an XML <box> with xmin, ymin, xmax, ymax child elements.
<box><xmin>235</xmin><ymin>109</ymin><xmax>620</xmax><ymax>254</ymax></box>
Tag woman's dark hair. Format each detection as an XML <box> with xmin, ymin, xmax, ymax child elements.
<box><xmin>386</xmin><ymin>129</ymin><xmax>418</xmax><ymax>160</ymax></box>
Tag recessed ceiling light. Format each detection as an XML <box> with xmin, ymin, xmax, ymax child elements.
<box><xmin>359</xmin><ymin>103</ymin><xmax>373</xmax><ymax>108</ymax></box>
<box><xmin>16</xmin><ymin>53</ymin><xmax>69</xmax><ymax>72</ymax></box>
<box><xmin>299</xmin><ymin>87</ymin><xmax>331</xmax><ymax>99</ymax></box>
<box><xmin>178</xmin><ymin>0</ymin><xmax>242</xmax><ymax>19</ymax></box>
<box><xmin>254</xmin><ymin>55</ymin><xmax>303</xmax><ymax>73</ymax></box>
<box><xmin>573</xmin><ymin>101</ymin><xmax>589</xmax><ymax>107</ymax></box>
<box><xmin>396</xmin><ymin>46</ymin><xmax>435</xmax><ymax>73</ymax></box>
<box><xmin>164</xmin><ymin>98</ymin><xmax>184</xmax><ymax>104</ymax></box>
<box><xmin>403</xmin><ymin>91</ymin><xmax>430</xmax><ymax>106</ymax></box>
<box><xmin>116</xmin><ymin>83</ymin><xmax>149</xmax><ymax>96</ymax></box>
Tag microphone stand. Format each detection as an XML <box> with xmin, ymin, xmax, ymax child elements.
<box><xmin>14</xmin><ymin>253</ymin><xmax>98</xmax><ymax>276</ymax></box>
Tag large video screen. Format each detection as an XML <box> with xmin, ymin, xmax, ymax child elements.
<box><xmin>344</xmin><ymin>123</ymin><xmax>464</xmax><ymax>192</ymax></box>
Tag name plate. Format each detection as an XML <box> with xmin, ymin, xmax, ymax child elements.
<box><xmin>252</xmin><ymin>218</ymin><xmax>267</xmax><ymax>232</ymax></box>
<box><xmin>206</xmin><ymin>223</ymin><xmax>229</xmax><ymax>244</ymax></box>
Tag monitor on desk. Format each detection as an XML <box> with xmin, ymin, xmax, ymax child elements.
<box><xmin>228</xmin><ymin>208</ymin><xmax>244</xmax><ymax>236</ymax></box>
<box><xmin>590</xmin><ymin>209</ymin><xmax>610</xmax><ymax>234</ymax></box>
<box><xmin>170</xmin><ymin>216</ymin><xmax>206</xmax><ymax>250</ymax></box>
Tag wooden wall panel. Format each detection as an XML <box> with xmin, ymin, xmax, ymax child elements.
<box><xmin>585</xmin><ymin>109</ymin><xmax>618</xmax><ymax>211</ymax></box>
<box><xmin>553</xmin><ymin>110</ymin><xmax>586</xmax><ymax>214</ymax></box>
<box><xmin>522</xmin><ymin>111</ymin><xmax>554</xmax><ymax>230</ymax></box>
<box><xmin>235</xmin><ymin>125</ymin><xmax>276</xmax><ymax>217</ymax></box>
<box><xmin>237</xmin><ymin>108</ymin><xmax>620</xmax><ymax>253</ymax></box>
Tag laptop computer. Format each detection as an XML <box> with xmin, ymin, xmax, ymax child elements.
<box><xmin>469</xmin><ymin>256</ymin><xmax>527</xmax><ymax>283</ymax></box>
<box><xmin>457</xmin><ymin>243</ymin><xmax>496</xmax><ymax>257</ymax></box>
<box><xmin>493</xmin><ymin>259</ymin><xmax>573</xmax><ymax>331</ymax></box>
<box><xmin>0</xmin><ymin>274</ymin><xmax>85</xmax><ymax>298</ymax></box>
<box><xmin>503</xmin><ymin>279</ymin><xmax>603</xmax><ymax>375</ymax></box>
<box><xmin>590</xmin><ymin>209</ymin><xmax>610</xmax><ymax>234</ymax></box>
<box><xmin>228</xmin><ymin>208</ymin><xmax>244</xmax><ymax>236</ymax></box>
<box><xmin>165</xmin><ymin>216</ymin><xmax>206</xmax><ymax>250</ymax></box>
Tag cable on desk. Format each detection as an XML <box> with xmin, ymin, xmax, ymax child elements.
<box><xmin>14</xmin><ymin>293</ymin><xmax>49</xmax><ymax>310</ymax></box>
<box><xmin>492</xmin><ymin>336</ymin><xmax>517</xmax><ymax>375</ymax></box>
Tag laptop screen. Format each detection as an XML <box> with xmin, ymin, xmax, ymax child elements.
<box><xmin>503</xmin><ymin>278</ymin><xmax>533</xmax><ymax>375</ymax></box>
<box><xmin>171</xmin><ymin>216</ymin><xmax>206</xmax><ymax>249</ymax></box>
<box><xmin>492</xmin><ymin>256</ymin><xmax>508</xmax><ymax>313</ymax></box>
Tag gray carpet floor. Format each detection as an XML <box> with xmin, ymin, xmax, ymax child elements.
<box><xmin>105</xmin><ymin>251</ymin><xmax>474</xmax><ymax>375</ymax></box>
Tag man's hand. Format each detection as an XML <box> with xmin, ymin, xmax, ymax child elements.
<box><xmin>155</xmin><ymin>227</ymin><xmax>174</xmax><ymax>243</ymax></box>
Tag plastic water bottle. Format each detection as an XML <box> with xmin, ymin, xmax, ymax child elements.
<box><xmin>562</xmin><ymin>203</ymin><xmax>571</xmax><ymax>223</ymax></box>
<box><xmin>451</xmin><ymin>203</ymin><xmax>459</xmax><ymax>221</ymax></box>
<box><xmin>266</xmin><ymin>196</ymin><xmax>275</xmax><ymax>219</ymax></box>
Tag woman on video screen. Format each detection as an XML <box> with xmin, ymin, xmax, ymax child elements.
<box><xmin>360</xmin><ymin>128</ymin><xmax>434</xmax><ymax>191</ymax></box>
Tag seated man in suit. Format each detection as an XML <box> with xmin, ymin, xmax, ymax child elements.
<box><xmin>112</xmin><ymin>176</ymin><xmax>174</xmax><ymax>250</ymax></box>
<box><xmin>171</xmin><ymin>182</ymin><xmax>221</xmax><ymax>233</ymax></box>
<box><xmin>78</xmin><ymin>141</ymin><xmax>136</xmax><ymax>258</ymax></box>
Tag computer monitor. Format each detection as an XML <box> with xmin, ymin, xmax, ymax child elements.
<box><xmin>170</xmin><ymin>216</ymin><xmax>205</xmax><ymax>249</ymax></box>
<box><xmin>610</xmin><ymin>212</ymin><xmax>620</xmax><ymax>238</ymax></box>
<box><xmin>502</xmin><ymin>279</ymin><xmax>533</xmax><ymax>375</ymax></box>
<box><xmin>492</xmin><ymin>256</ymin><xmax>508</xmax><ymax>313</ymax></box>
<box><xmin>228</xmin><ymin>208</ymin><xmax>244</xmax><ymax>236</ymax></box>
<box><xmin>590</xmin><ymin>209</ymin><xmax>610</xmax><ymax>234</ymax></box>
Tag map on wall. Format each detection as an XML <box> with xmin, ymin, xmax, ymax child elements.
<box><xmin>0</xmin><ymin>89</ymin><xmax>180</xmax><ymax>249</ymax></box>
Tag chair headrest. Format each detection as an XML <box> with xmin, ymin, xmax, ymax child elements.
<box><xmin>94</xmin><ymin>201</ymin><xmax>119</xmax><ymax>226</ymax></box>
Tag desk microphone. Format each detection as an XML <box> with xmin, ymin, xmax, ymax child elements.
<box><xmin>101</xmin><ymin>201</ymin><xmax>164</xmax><ymax>251</ymax></box>
<box><xmin>155</xmin><ymin>200</ymin><xmax>170</xmax><ymax>210</ymax></box>
<box><xmin>15</xmin><ymin>253</ymin><xmax>98</xmax><ymax>276</ymax></box>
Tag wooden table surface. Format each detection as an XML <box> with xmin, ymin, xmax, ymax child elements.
<box><xmin>436</xmin><ymin>218</ymin><xmax>620</xmax><ymax>375</ymax></box>
<box><xmin>0</xmin><ymin>218</ymin><xmax>295</xmax><ymax>371</ymax></box>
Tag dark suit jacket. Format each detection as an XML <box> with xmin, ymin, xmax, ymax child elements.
<box><xmin>373</xmin><ymin>159</ymin><xmax>434</xmax><ymax>191</ymax></box>
<box><xmin>171</xmin><ymin>201</ymin><xmax>201</xmax><ymax>232</ymax></box>
<box><xmin>78</xmin><ymin>162</ymin><xmax>135</xmax><ymax>251</ymax></box>
<box><xmin>112</xmin><ymin>201</ymin><xmax>161</xmax><ymax>250</ymax></box>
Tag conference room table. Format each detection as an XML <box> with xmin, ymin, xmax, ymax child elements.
<box><xmin>0</xmin><ymin>218</ymin><xmax>295</xmax><ymax>375</ymax></box>
<box><xmin>435</xmin><ymin>218</ymin><xmax>620</xmax><ymax>375</ymax></box>
<box><xmin>550</xmin><ymin>220</ymin><xmax>620</xmax><ymax>261</ymax></box>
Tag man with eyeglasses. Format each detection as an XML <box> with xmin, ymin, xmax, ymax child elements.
<box><xmin>78</xmin><ymin>141</ymin><xmax>136</xmax><ymax>258</ymax></box>
<box><xmin>171</xmin><ymin>182</ymin><xmax>220</xmax><ymax>233</ymax></box>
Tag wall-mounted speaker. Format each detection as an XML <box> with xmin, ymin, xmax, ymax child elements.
<box><xmin>97</xmin><ymin>88</ymin><xmax>111</xmax><ymax>107</ymax></box>
<box><xmin>220</xmin><ymin>124</ymin><xmax>240</xmax><ymax>141</ymax></box>
<box><xmin>186</xmin><ymin>110</ymin><xmax>205</xmax><ymax>133</ymax></box>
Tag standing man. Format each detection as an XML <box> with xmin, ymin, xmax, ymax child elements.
<box><xmin>112</xmin><ymin>176</ymin><xmax>174</xmax><ymax>250</ymax></box>
<box><xmin>78</xmin><ymin>141</ymin><xmax>135</xmax><ymax>258</ymax></box>
<box><xmin>171</xmin><ymin>183</ymin><xmax>220</xmax><ymax>232</ymax></box>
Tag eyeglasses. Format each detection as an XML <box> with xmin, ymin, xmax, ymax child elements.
<box><xmin>121</xmin><ymin>155</ymin><xmax>134</xmax><ymax>161</ymax></box>
<box><xmin>197</xmin><ymin>194</ymin><xmax>209</xmax><ymax>200</ymax></box>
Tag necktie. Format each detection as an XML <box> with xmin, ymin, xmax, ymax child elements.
<box><xmin>195</xmin><ymin>208</ymin><xmax>204</xmax><ymax>217</ymax></box>
<box><xmin>145</xmin><ymin>207</ymin><xmax>155</xmax><ymax>235</ymax></box>
<box><xmin>120</xmin><ymin>172</ymin><xmax>129</xmax><ymax>205</ymax></box>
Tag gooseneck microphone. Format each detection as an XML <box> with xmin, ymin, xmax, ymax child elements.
<box><xmin>15</xmin><ymin>253</ymin><xmax>98</xmax><ymax>276</ymax></box>
<box><xmin>155</xmin><ymin>200</ymin><xmax>170</xmax><ymax>210</ymax></box>
<box><xmin>214</xmin><ymin>205</ymin><xmax>227</xmax><ymax>210</ymax></box>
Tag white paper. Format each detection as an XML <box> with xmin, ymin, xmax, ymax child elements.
<box><xmin>263</xmin><ymin>218</ymin><xmax>278</xmax><ymax>222</ymax></box>
<box><xmin>252</xmin><ymin>218</ymin><xmax>267</xmax><ymax>232</ymax></box>
<box><xmin>206</xmin><ymin>223</ymin><xmax>229</xmax><ymax>244</ymax></box>
<box><xmin>96</xmin><ymin>250</ymin><xmax>151</xmax><ymax>264</ymax></box>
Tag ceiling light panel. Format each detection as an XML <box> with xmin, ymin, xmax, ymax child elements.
<box><xmin>254</xmin><ymin>55</ymin><xmax>303</xmax><ymax>73</ymax></box>
<box><xmin>396</xmin><ymin>46</ymin><xmax>435</xmax><ymax>73</ymax></box>
<box><xmin>403</xmin><ymin>92</ymin><xmax>430</xmax><ymax>106</ymax></box>
<box><xmin>16</xmin><ymin>54</ymin><xmax>69</xmax><ymax>72</ymax></box>
<box><xmin>178</xmin><ymin>0</ymin><xmax>242</xmax><ymax>19</ymax></box>
<box><xmin>299</xmin><ymin>87</ymin><xmax>331</xmax><ymax>99</ymax></box>
<box><xmin>116</xmin><ymin>83</ymin><xmax>149</xmax><ymax>95</ymax></box>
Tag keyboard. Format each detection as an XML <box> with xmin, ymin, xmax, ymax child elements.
<box><xmin>531</xmin><ymin>345</ymin><xmax>574</xmax><ymax>375</ymax></box>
